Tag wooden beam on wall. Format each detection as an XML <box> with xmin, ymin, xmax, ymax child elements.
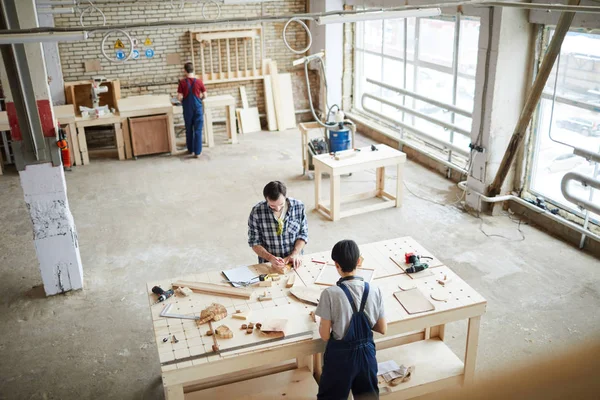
<box><xmin>487</xmin><ymin>0</ymin><xmax>580</xmax><ymax>197</ymax></box>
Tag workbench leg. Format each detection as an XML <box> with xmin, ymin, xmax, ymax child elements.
<box><xmin>331</xmin><ymin>174</ymin><xmax>340</xmax><ymax>221</ymax></box>
<box><xmin>205</xmin><ymin>109</ymin><xmax>215</xmax><ymax>148</ymax></box>
<box><xmin>167</xmin><ymin>112</ymin><xmax>177</xmax><ymax>154</ymax></box>
<box><xmin>77</xmin><ymin>126</ymin><xmax>89</xmax><ymax>165</ymax></box>
<box><xmin>66</xmin><ymin>123</ymin><xmax>82</xmax><ymax>166</ymax></box>
<box><xmin>395</xmin><ymin>162</ymin><xmax>404</xmax><ymax>207</ymax></box>
<box><xmin>314</xmin><ymin>165</ymin><xmax>321</xmax><ymax>211</ymax></box>
<box><xmin>464</xmin><ymin>316</ymin><xmax>481</xmax><ymax>385</ymax></box>
<box><xmin>314</xmin><ymin>353</ymin><xmax>323</xmax><ymax>383</ymax></box>
<box><xmin>301</xmin><ymin>127</ymin><xmax>307</xmax><ymax>175</ymax></box>
<box><xmin>122</xmin><ymin>119</ymin><xmax>133</xmax><ymax>159</ymax></box>
<box><xmin>114</xmin><ymin>123</ymin><xmax>125</xmax><ymax>160</ymax></box>
<box><xmin>164</xmin><ymin>384</ymin><xmax>184</xmax><ymax>400</ymax></box>
<box><xmin>297</xmin><ymin>355</ymin><xmax>314</xmax><ymax>373</ymax></box>
<box><xmin>431</xmin><ymin>324</ymin><xmax>446</xmax><ymax>341</ymax></box>
<box><xmin>227</xmin><ymin>105</ymin><xmax>238</xmax><ymax>144</ymax></box>
<box><xmin>376</xmin><ymin>166</ymin><xmax>385</xmax><ymax>197</ymax></box>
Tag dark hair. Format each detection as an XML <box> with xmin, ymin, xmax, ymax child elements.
<box><xmin>263</xmin><ymin>181</ymin><xmax>287</xmax><ymax>201</ymax></box>
<box><xmin>331</xmin><ymin>240</ymin><xmax>360</xmax><ymax>273</ymax></box>
<box><xmin>184</xmin><ymin>62</ymin><xmax>194</xmax><ymax>73</ymax></box>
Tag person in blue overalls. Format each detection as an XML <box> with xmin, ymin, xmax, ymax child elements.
<box><xmin>177</xmin><ymin>62</ymin><xmax>207</xmax><ymax>158</ymax></box>
<box><xmin>315</xmin><ymin>240</ymin><xmax>388</xmax><ymax>400</ymax></box>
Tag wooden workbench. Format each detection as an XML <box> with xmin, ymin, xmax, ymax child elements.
<box><xmin>313</xmin><ymin>144</ymin><xmax>407</xmax><ymax>221</ymax></box>
<box><xmin>146</xmin><ymin>237</ymin><xmax>486</xmax><ymax>400</ymax></box>
<box><xmin>117</xmin><ymin>95</ymin><xmax>181</xmax><ymax>159</ymax></box>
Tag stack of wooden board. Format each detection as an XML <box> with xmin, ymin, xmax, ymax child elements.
<box><xmin>236</xmin><ymin>86</ymin><xmax>261</xmax><ymax>134</ymax></box>
<box><xmin>263</xmin><ymin>59</ymin><xmax>296</xmax><ymax>132</ymax></box>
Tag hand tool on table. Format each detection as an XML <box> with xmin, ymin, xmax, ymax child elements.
<box><xmin>152</xmin><ymin>286</ymin><xmax>174</xmax><ymax>304</ymax></box>
<box><xmin>222</xmin><ymin>273</ymin><xmax>279</xmax><ymax>286</ymax></box>
<box><xmin>404</xmin><ymin>252</ymin><xmax>433</xmax><ymax>274</ymax></box>
<box><xmin>160</xmin><ymin>303</ymin><xmax>200</xmax><ymax>320</ymax></box>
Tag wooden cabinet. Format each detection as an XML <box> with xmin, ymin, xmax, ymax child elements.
<box><xmin>64</xmin><ymin>79</ymin><xmax>121</xmax><ymax>116</ymax></box>
<box><xmin>128</xmin><ymin>114</ymin><xmax>171</xmax><ymax>157</ymax></box>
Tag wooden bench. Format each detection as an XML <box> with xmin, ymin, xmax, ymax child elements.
<box><xmin>185</xmin><ymin>367</ymin><xmax>318</xmax><ymax>400</ymax></box>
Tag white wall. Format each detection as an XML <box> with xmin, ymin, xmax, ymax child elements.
<box><xmin>37</xmin><ymin>12</ymin><xmax>65</xmax><ymax>105</ymax></box>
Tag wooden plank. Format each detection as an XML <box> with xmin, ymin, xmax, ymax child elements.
<box><xmin>239</xmin><ymin>87</ymin><xmax>249</xmax><ymax>109</ymax></box>
<box><xmin>394</xmin><ymin>289</ymin><xmax>435</xmax><ymax>315</ymax></box>
<box><xmin>237</xmin><ymin>108</ymin><xmax>260</xmax><ymax>133</ymax></box>
<box><xmin>195</xmin><ymin>30</ymin><xmax>258</xmax><ymax>41</ymax></box>
<box><xmin>199</xmin><ymin>41</ymin><xmax>206</xmax><ymax>81</ymax></box>
<box><xmin>227</xmin><ymin>104</ymin><xmax>238</xmax><ymax>144</ymax></box>
<box><xmin>226</xmin><ymin>39</ymin><xmax>231</xmax><ymax>80</ymax></box>
<box><xmin>208</xmin><ymin>40</ymin><xmax>213</xmax><ymax>81</ymax></box>
<box><xmin>189</xmin><ymin>31</ymin><xmax>195</xmax><ymax>72</ymax></box>
<box><xmin>263</xmin><ymin>75</ymin><xmax>277</xmax><ymax>131</ymax></box>
<box><xmin>172</xmin><ymin>281</ymin><xmax>253</xmax><ymax>299</ymax></box>
<box><xmin>114</xmin><ymin>122</ymin><xmax>125</xmax><ymax>160</ymax></box>
<box><xmin>235</xmin><ymin>39</ymin><xmax>240</xmax><ymax>78</ymax></box>
<box><xmin>122</xmin><ymin>118</ymin><xmax>133</xmax><ymax>159</ymax></box>
<box><xmin>77</xmin><ymin>126</ymin><xmax>89</xmax><ymax>165</ymax></box>
<box><xmin>217</xmin><ymin>39</ymin><xmax>222</xmax><ymax>81</ymax></box>
<box><xmin>269</xmin><ymin>61</ymin><xmax>285</xmax><ymax>131</ymax></box>
<box><xmin>165</xmin><ymin>384</ymin><xmax>184</xmax><ymax>400</ymax></box>
<box><xmin>376</xmin><ymin>166</ymin><xmax>385</xmax><ymax>196</ymax></box>
<box><xmin>488</xmin><ymin>0</ymin><xmax>580</xmax><ymax>197</ymax></box>
<box><xmin>463</xmin><ymin>316</ymin><xmax>481</xmax><ymax>385</ymax></box>
<box><xmin>339</xmin><ymin>201</ymin><xmax>395</xmax><ymax>220</ymax></box>
<box><xmin>129</xmin><ymin>114</ymin><xmax>170</xmax><ymax>157</ymax></box>
<box><xmin>244</xmin><ymin>39</ymin><xmax>248</xmax><ymax>77</ymax></box>
<box><xmin>277</xmin><ymin>73</ymin><xmax>296</xmax><ymax>129</ymax></box>
<box><xmin>185</xmin><ymin>368</ymin><xmax>318</xmax><ymax>400</ymax></box>
<box><xmin>251</xmin><ymin>37</ymin><xmax>257</xmax><ymax>76</ymax></box>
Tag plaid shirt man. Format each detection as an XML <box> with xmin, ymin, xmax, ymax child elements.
<box><xmin>248</xmin><ymin>197</ymin><xmax>309</xmax><ymax>263</ymax></box>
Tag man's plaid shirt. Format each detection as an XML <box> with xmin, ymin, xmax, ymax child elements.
<box><xmin>248</xmin><ymin>197</ymin><xmax>309</xmax><ymax>263</ymax></box>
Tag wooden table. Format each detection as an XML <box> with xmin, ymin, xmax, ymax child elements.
<box><xmin>146</xmin><ymin>237</ymin><xmax>486</xmax><ymax>400</ymax></box>
<box><xmin>74</xmin><ymin>113</ymin><xmax>124</xmax><ymax>165</ymax></box>
<box><xmin>117</xmin><ymin>95</ymin><xmax>180</xmax><ymax>159</ymax></box>
<box><xmin>313</xmin><ymin>144</ymin><xmax>407</xmax><ymax>221</ymax></box>
<box><xmin>299</xmin><ymin>121</ymin><xmax>357</xmax><ymax>175</ymax></box>
<box><xmin>202</xmin><ymin>95</ymin><xmax>237</xmax><ymax>147</ymax></box>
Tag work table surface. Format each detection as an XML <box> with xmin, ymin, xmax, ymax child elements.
<box><xmin>146</xmin><ymin>237</ymin><xmax>486</xmax><ymax>376</ymax></box>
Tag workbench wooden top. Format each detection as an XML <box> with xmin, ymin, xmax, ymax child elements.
<box><xmin>146</xmin><ymin>237</ymin><xmax>486</xmax><ymax>379</ymax></box>
<box><xmin>314</xmin><ymin>143</ymin><xmax>406</xmax><ymax>170</ymax></box>
<box><xmin>117</xmin><ymin>94</ymin><xmax>172</xmax><ymax>113</ymax></box>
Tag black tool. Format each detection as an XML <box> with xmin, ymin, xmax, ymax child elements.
<box><xmin>371</xmin><ymin>144</ymin><xmax>378</xmax><ymax>151</ymax></box>
<box><xmin>404</xmin><ymin>253</ymin><xmax>432</xmax><ymax>274</ymax></box>
<box><xmin>152</xmin><ymin>286</ymin><xmax>174</xmax><ymax>304</ymax></box>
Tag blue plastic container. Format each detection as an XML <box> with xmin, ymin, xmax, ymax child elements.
<box><xmin>329</xmin><ymin>129</ymin><xmax>351</xmax><ymax>152</ymax></box>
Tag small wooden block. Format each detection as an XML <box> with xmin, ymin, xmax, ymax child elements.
<box><xmin>248</xmin><ymin>322</ymin><xmax>254</xmax><ymax>329</ymax></box>
<box><xmin>258</xmin><ymin>292</ymin><xmax>272</xmax><ymax>301</ymax></box>
<box><xmin>286</xmin><ymin>275</ymin><xmax>295</xmax><ymax>288</ymax></box>
<box><xmin>246</xmin><ymin>328</ymin><xmax>253</xmax><ymax>334</ymax></box>
<box><xmin>255</xmin><ymin>323</ymin><xmax>262</xmax><ymax>330</ymax></box>
<box><xmin>271</xmin><ymin>276</ymin><xmax>281</xmax><ymax>281</ymax></box>
<box><xmin>259</xmin><ymin>280</ymin><xmax>273</xmax><ymax>287</ymax></box>
<box><xmin>206</xmin><ymin>330</ymin><xmax>213</xmax><ymax>336</ymax></box>
<box><xmin>84</xmin><ymin>59</ymin><xmax>101</xmax><ymax>72</ymax></box>
<box><xmin>241</xmin><ymin>324</ymin><xmax>248</xmax><ymax>330</ymax></box>
<box><xmin>232</xmin><ymin>309</ymin><xmax>251</xmax><ymax>320</ymax></box>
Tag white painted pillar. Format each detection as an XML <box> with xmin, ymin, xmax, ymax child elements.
<box><xmin>0</xmin><ymin>0</ymin><xmax>84</xmax><ymax>295</ymax></box>
<box><xmin>466</xmin><ymin>7</ymin><xmax>534</xmax><ymax>211</ymax></box>
<box><xmin>20</xmin><ymin>163</ymin><xmax>84</xmax><ymax>295</ymax></box>
<box><xmin>38</xmin><ymin>12</ymin><xmax>66</xmax><ymax>105</ymax></box>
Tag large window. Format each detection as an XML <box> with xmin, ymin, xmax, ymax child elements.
<box><xmin>529</xmin><ymin>28</ymin><xmax>600</xmax><ymax>224</ymax></box>
<box><xmin>354</xmin><ymin>14</ymin><xmax>480</xmax><ymax>166</ymax></box>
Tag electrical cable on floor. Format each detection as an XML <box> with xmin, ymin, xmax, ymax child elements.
<box><xmin>467</xmin><ymin>209</ymin><xmax>526</xmax><ymax>242</ymax></box>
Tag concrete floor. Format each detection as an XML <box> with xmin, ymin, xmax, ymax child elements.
<box><xmin>0</xmin><ymin>129</ymin><xmax>598</xmax><ymax>400</ymax></box>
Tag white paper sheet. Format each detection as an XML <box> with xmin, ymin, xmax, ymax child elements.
<box><xmin>377</xmin><ymin>360</ymin><xmax>400</xmax><ymax>376</ymax></box>
<box><xmin>222</xmin><ymin>265</ymin><xmax>257</xmax><ymax>288</ymax></box>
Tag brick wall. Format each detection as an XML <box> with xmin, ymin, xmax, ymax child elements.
<box><xmin>54</xmin><ymin>1</ymin><xmax>319</xmax><ymax>125</ymax></box>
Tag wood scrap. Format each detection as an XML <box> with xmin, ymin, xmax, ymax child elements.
<box><xmin>197</xmin><ymin>303</ymin><xmax>228</xmax><ymax>324</ymax></box>
<box><xmin>289</xmin><ymin>287</ymin><xmax>322</xmax><ymax>305</ymax></box>
<box><xmin>215</xmin><ymin>325</ymin><xmax>233</xmax><ymax>339</ymax></box>
<box><xmin>237</xmin><ymin>107</ymin><xmax>261</xmax><ymax>133</ymax></box>
<box><xmin>277</xmin><ymin>73</ymin><xmax>296</xmax><ymax>129</ymax></box>
<box><xmin>248</xmin><ymin>322</ymin><xmax>254</xmax><ymax>329</ymax></box>
<box><xmin>263</xmin><ymin>74</ymin><xmax>277</xmax><ymax>131</ymax></box>
<box><xmin>239</xmin><ymin>86</ymin><xmax>249</xmax><ymax>109</ymax></box>
<box><xmin>172</xmin><ymin>281</ymin><xmax>252</xmax><ymax>299</ymax></box>
<box><xmin>437</xmin><ymin>275</ymin><xmax>452</xmax><ymax>286</ymax></box>
<box><xmin>394</xmin><ymin>289</ymin><xmax>435</xmax><ymax>315</ymax></box>
<box><xmin>232</xmin><ymin>309</ymin><xmax>251</xmax><ymax>320</ymax></box>
<box><xmin>259</xmin><ymin>280</ymin><xmax>273</xmax><ymax>287</ymax></box>
<box><xmin>268</xmin><ymin>60</ymin><xmax>285</xmax><ymax>131</ymax></box>
<box><xmin>241</xmin><ymin>324</ymin><xmax>248</xmax><ymax>330</ymax></box>
<box><xmin>430</xmin><ymin>288</ymin><xmax>449</xmax><ymax>302</ymax></box>
<box><xmin>258</xmin><ymin>291</ymin><xmax>272</xmax><ymax>301</ymax></box>
<box><xmin>286</xmin><ymin>274</ymin><xmax>295</xmax><ymax>288</ymax></box>
<box><xmin>260</xmin><ymin>318</ymin><xmax>288</xmax><ymax>335</ymax></box>
<box><xmin>246</xmin><ymin>328</ymin><xmax>253</xmax><ymax>334</ymax></box>
<box><xmin>176</xmin><ymin>286</ymin><xmax>193</xmax><ymax>297</ymax></box>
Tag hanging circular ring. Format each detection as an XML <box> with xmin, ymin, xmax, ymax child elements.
<box><xmin>101</xmin><ymin>29</ymin><xmax>134</xmax><ymax>63</ymax></box>
<box><xmin>170</xmin><ymin>0</ymin><xmax>185</xmax><ymax>10</ymax></box>
<box><xmin>78</xmin><ymin>1</ymin><xmax>106</xmax><ymax>27</ymax></box>
<box><xmin>283</xmin><ymin>17</ymin><xmax>312</xmax><ymax>55</ymax></box>
<box><xmin>201</xmin><ymin>0</ymin><xmax>221</xmax><ymax>20</ymax></box>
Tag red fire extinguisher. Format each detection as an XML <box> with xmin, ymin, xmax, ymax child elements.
<box><xmin>56</xmin><ymin>127</ymin><xmax>71</xmax><ymax>170</ymax></box>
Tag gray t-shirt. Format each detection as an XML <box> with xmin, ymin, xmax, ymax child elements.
<box><xmin>315</xmin><ymin>280</ymin><xmax>385</xmax><ymax>340</ymax></box>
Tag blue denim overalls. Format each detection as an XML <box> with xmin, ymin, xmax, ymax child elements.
<box><xmin>182</xmin><ymin>78</ymin><xmax>204</xmax><ymax>155</ymax></box>
<box><xmin>317</xmin><ymin>277</ymin><xmax>379</xmax><ymax>400</ymax></box>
